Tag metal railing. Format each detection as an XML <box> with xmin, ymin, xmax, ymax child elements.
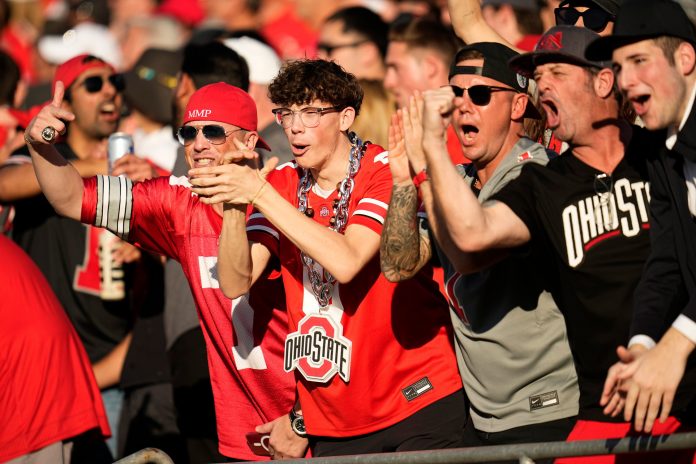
<box><xmin>232</xmin><ymin>431</ymin><xmax>696</xmax><ymax>464</ymax></box>
<box><xmin>114</xmin><ymin>447</ymin><xmax>174</xmax><ymax>464</ymax></box>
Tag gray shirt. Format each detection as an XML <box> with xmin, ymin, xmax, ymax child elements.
<box><xmin>425</xmin><ymin>137</ymin><xmax>579</xmax><ymax>432</ymax></box>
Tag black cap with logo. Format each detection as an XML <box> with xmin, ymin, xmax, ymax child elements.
<box><xmin>585</xmin><ymin>0</ymin><xmax>696</xmax><ymax>61</ymax></box>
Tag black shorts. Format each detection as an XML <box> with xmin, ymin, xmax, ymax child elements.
<box><xmin>309</xmin><ymin>389</ymin><xmax>467</xmax><ymax>457</ymax></box>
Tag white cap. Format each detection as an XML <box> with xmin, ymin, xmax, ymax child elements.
<box><xmin>38</xmin><ymin>23</ymin><xmax>123</xmax><ymax>69</ymax></box>
<box><xmin>222</xmin><ymin>36</ymin><xmax>281</xmax><ymax>85</ymax></box>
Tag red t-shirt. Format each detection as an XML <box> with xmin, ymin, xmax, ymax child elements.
<box><xmin>247</xmin><ymin>145</ymin><xmax>462</xmax><ymax>437</ymax></box>
<box><xmin>0</xmin><ymin>235</ymin><xmax>109</xmax><ymax>462</ymax></box>
<box><xmin>81</xmin><ymin>175</ymin><xmax>295</xmax><ymax>460</ymax></box>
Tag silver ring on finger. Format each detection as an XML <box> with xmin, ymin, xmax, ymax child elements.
<box><xmin>41</xmin><ymin>126</ymin><xmax>57</xmax><ymax>143</ymax></box>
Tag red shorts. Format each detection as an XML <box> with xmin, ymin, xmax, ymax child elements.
<box><xmin>555</xmin><ymin>418</ymin><xmax>696</xmax><ymax>463</ymax></box>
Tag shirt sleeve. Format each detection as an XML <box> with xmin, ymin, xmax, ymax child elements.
<box><xmin>489</xmin><ymin>164</ymin><xmax>542</xmax><ymax>237</ymax></box>
<box><xmin>246</xmin><ymin>170</ymin><xmax>284</xmax><ymax>257</ymax></box>
<box><xmin>631</xmin><ymin>154</ymin><xmax>691</xmax><ymax>342</ymax></box>
<box><xmin>347</xmin><ymin>149</ymin><xmax>391</xmax><ymax>235</ymax></box>
<box><xmin>81</xmin><ymin>175</ymin><xmax>179</xmax><ymax>259</ymax></box>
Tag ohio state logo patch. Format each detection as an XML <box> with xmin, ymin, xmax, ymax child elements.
<box><xmin>284</xmin><ymin>313</ymin><xmax>352</xmax><ymax>383</ymax></box>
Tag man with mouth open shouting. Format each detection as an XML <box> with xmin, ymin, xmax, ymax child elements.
<box><xmin>22</xmin><ymin>81</ymin><xmax>298</xmax><ymax>461</ymax></box>
<box><xmin>408</xmin><ymin>25</ymin><xmax>682</xmax><ymax>463</ymax></box>
<box><xmin>379</xmin><ymin>41</ymin><xmax>580</xmax><ymax>455</ymax></box>
<box><xmin>189</xmin><ymin>59</ymin><xmax>465</xmax><ymax>458</ymax></box>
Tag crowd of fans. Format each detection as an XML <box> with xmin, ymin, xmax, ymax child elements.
<box><xmin>3</xmin><ymin>0</ymin><xmax>696</xmax><ymax>463</ymax></box>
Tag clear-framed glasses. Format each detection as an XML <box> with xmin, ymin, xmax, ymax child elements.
<box><xmin>271</xmin><ymin>106</ymin><xmax>342</xmax><ymax>128</ymax></box>
<box><xmin>177</xmin><ymin>124</ymin><xmax>242</xmax><ymax>146</ymax></box>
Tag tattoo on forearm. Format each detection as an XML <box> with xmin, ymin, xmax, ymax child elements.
<box><xmin>380</xmin><ymin>184</ymin><xmax>430</xmax><ymax>281</ymax></box>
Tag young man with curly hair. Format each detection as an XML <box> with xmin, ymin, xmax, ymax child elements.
<box><xmin>189</xmin><ymin>59</ymin><xmax>466</xmax><ymax>458</ymax></box>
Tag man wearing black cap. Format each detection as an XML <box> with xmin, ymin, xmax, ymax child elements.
<box><xmin>447</xmin><ymin>0</ymin><xmax>621</xmax><ymax>52</ymax></box>
<box><xmin>380</xmin><ymin>42</ymin><xmax>579</xmax><ymax>450</ymax></box>
<box><xmin>587</xmin><ymin>0</ymin><xmax>696</xmax><ymax>436</ymax></box>
<box><xmin>415</xmin><ymin>24</ymin><xmax>677</xmax><ymax>461</ymax></box>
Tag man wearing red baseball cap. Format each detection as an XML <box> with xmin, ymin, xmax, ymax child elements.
<box><xmin>22</xmin><ymin>80</ymin><xmax>297</xmax><ymax>461</ymax></box>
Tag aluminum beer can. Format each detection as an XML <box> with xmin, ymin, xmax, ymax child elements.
<box><xmin>107</xmin><ymin>132</ymin><xmax>134</xmax><ymax>173</ymax></box>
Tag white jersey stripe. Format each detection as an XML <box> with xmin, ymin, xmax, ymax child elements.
<box><xmin>246</xmin><ymin>225</ymin><xmax>280</xmax><ymax>240</ymax></box>
<box><xmin>94</xmin><ymin>174</ymin><xmax>133</xmax><ymax>240</ymax></box>
<box><xmin>353</xmin><ymin>209</ymin><xmax>385</xmax><ymax>224</ymax></box>
<box><xmin>358</xmin><ymin>197</ymin><xmax>389</xmax><ymax>210</ymax></box>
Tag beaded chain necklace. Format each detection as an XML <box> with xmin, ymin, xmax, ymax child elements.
<box><xmin>296</xmin><ymin>132</ymin><xmax>367</xmax><ymax>309</ymax></box>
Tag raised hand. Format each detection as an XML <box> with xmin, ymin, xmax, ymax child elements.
<box><xmin>24</xmin><ymin>81</ymin><xmax>75</xmax><ymax>145</ymax></box>
<box><xmin>189</xmin><ymin>138</ymin><xmax>279</xmax><ymax>205</ymax></box>
<box><xmin>112</xmin><ymin>154</ymin><xmax>157</xmax><ymax>182</ymax></box>
<box><xmin>387</xmin><ymin>111</ymin><xmax>411</xmax><ymax>185</ymax></box>
<box><xmin>422</xmin><ymin>86</ymin><xmax>455</xmax><ymax>144</ymax></box>
<box><xmin>402</xmin><ymin>93</ymin><xmax>427</xmax><ymax>173</ymax></box>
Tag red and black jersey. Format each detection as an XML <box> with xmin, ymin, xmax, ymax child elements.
<box><xmin>80</xmin><ymin>175</ymin><xmax>296</xmax><ymax>460</ymax></box>
<box><xmin>247</xmin><ymin>144</ymin><xmax>462</xmax><ymax>437</ymax></box>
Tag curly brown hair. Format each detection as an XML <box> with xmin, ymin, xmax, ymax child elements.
<box><xmin>268</xmin><ymin>59</ymin><xmax>364</xmax><ymax>115</ymax></box>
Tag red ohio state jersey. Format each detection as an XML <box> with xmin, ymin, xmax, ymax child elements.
<box><xmin>247</xmin><ymin>144</ymin><xmax>462</xmax><ymax>437</ymax></box>
<box><xmin>81</xmin><ymin>175</ymin><xmax>295</xmax><ymax>460</ymax></box>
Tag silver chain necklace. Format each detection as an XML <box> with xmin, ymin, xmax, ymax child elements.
<box><xmin>297</xmin><ymin>132</ymin><xmax>367</xmax><ymax>309</ymax></box>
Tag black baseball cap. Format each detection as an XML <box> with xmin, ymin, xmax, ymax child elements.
<box><xmin>585</xmin><ymin>0</ymin><xmax>696</xmax><ymax>61</ymax></box>
<box><xmin>450</xmin><ymin>42</ymin><xmax>541</xmax><ymax>119</ymax></box>
<box><xmin>509</xmin><ymin>25</ymin><xmax>611</xmax><ymax>77</ymax></box>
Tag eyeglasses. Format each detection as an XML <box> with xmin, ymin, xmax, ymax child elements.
<box><xmin>271</xmin><ymin>106</ymin><xmax>342</xmax><ymax>128</ymax></box>
<box><xmin>450</xmin><ymin>85</ymin><xmax>517</xmax><ymax>106</ymax></box>
<box><xmin>317</xmin><ymin>39</ymin><xmax>369</xmax><ymax>56</ymax></box>
<box><xmin>76</xmin><ymin>74</ymin><xmax>125</xmax><ymax>93</ymax></box>
<box><xmin>554</xmin><ymin>7</ymin><xmax>613</xmax><ymax>33</ymax></box>
<box><xmin>177</xmin><ymin>124</ymin><xmax>242</xmax><ymax>146</ymax></box>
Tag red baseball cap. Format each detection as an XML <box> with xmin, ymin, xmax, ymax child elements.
<box><xmin>183</xmin><ymin>82</ymin><xmax>270</xmax><ymax>150</ymax></box>
<box><xmin>52</xmin><ymin>54</ymin><xmax>115</xmax><ymax>95</ymax></box>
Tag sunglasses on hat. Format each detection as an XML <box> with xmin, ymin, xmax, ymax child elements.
<box><xmin>450</xmin><ymin>85</ymin><xmax>517</xmax><ymax>106</ymax></box>
<box><xmin>554</xmin><ymin>7</ymin><xmax>613</xmax><ymax>33</ymax></box>
<box><xmin>76</xmin><ymin>74</ymin><xmax>126</xmax><ymax>93</ymax></box>
<box><xmin>177</xmin><ymin>124</ymin><xmax>242</xmax><ymax>146</ymax></box>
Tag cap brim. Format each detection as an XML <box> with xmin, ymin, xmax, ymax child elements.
<box><xmin>509</xmin><ymin>51</ymin><xmax>603</xmax><ymax>78</ymax></box>
<box><xmin>585</xmin><ymin>34</ymin><xmax>655</xmax><ymax>62</ymax></box>
<box><xmin>257</xmin><ymin>136</ymin><xmax>271</xmax><ymax>151</ymax></box>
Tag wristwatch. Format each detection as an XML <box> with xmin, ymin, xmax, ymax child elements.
<box><xmin>289</xmin><ymin>408</ymin><xmax>307</xmax><ymax>437</ymax></box>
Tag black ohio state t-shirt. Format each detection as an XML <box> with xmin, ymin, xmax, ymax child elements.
<box><xmin>492</xmin><ymin>127</ymin><xmax>661</xmax><ymax>420</ymax></box>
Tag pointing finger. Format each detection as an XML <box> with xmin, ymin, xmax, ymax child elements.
<box><xmin>53</xmin><ymin>81</ymin><xmax>65</xmax><ymax>107</ymax></box>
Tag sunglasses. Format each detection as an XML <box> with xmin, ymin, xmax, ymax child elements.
<box><xmin>76</xmin><ymin>74</ymin><xmax>126</xmax><ymax>93</ymax></box>
<box><xmin>554</xmin><ymin>7</ymin><xmax>613</xmax><ymax>33</ymax></box>
<box><xmin>317</xmin><ymin>39</ymin><xmax>369</xmax><ymax>56</ymax></box>
<box><xmin>450</xmin><ymin>85</ymin><xmax>517</xmax><ymax>106</ymax></box>
<box><xmin>177</xmin><ymin>124</ymin><xmax>242</xmax><ymax>146</ymax></box>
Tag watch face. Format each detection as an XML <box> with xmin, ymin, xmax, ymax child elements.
<box><xmin>292</xmin><ymin>417</ymin><xmax>307</xmax><ymax>436</ymax></box>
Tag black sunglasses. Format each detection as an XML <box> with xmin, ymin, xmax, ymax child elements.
<box><xmin>77</xmin><ymin>74</ymin><xmax>126</xmax><ymax>93</ymax></box>
<box><xmin>177</xmin><ymin>124</ymin><xmax>241</xmax><ymax>146</ymax></box>
<box><xmin>450</xmin><ymin>85</ymin><xmax>517</xmax><ymax>106</ymax></box>
<box><xmin>317</xmin><ymin>39</ymin><xmax>369</xmax><ymax>56</ymax></box>
<box><xmin>554</xmin><ymin>7</ymin><xmax>613</xmax><ymax>33</ymax></box>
